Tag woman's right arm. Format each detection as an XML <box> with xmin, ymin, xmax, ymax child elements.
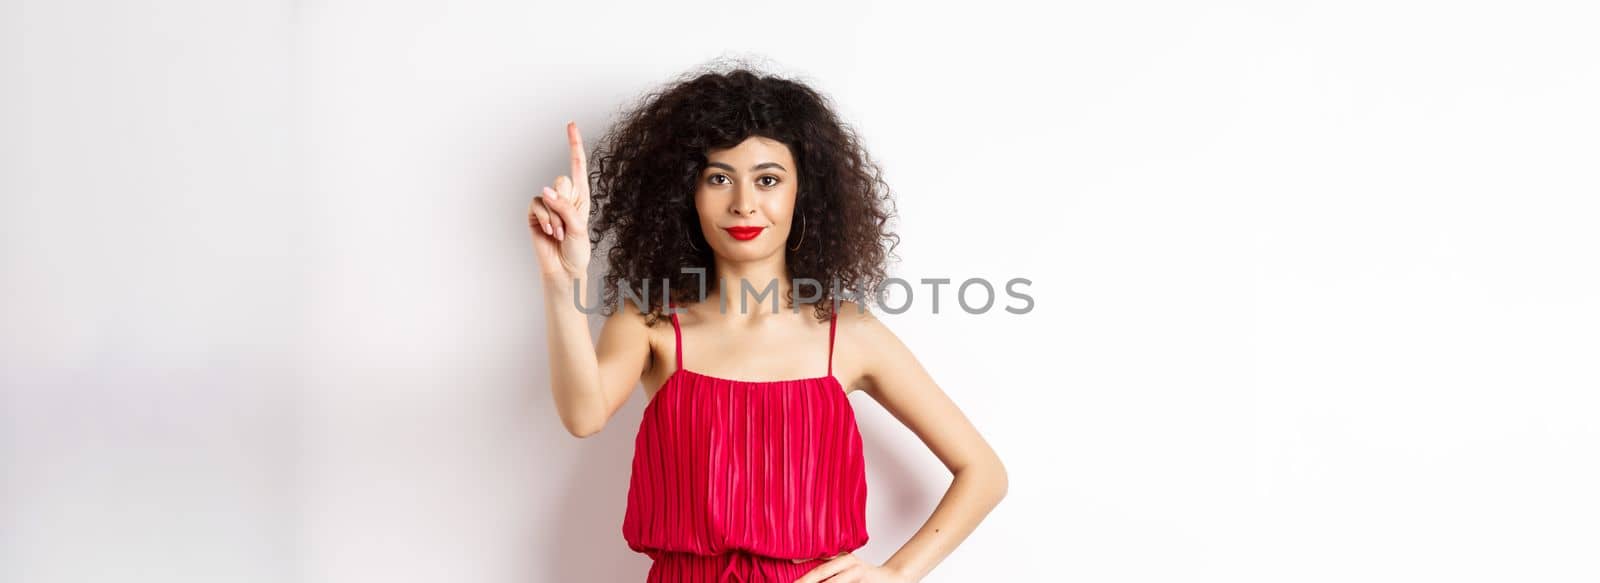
<box><xmin>531</xmin><ymin>122</ymin><xmax>651</xmax><ymax>438</ymax></box>
<box><xmin>542</xmin><ymin>273</ymin><xmax>651</xmax><ymax>438</ymax></box>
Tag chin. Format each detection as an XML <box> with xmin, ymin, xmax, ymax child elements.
<box><xmin>710</xmin><ymin>242</ymin><xmax>780</xmax><ymax>261</ymax></box>
<box><xmin>728</xmin><ymin>246</ymin><xmax>779</xmax><ymax>261</ymax></box>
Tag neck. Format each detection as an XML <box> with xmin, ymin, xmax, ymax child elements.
<box><xmin>707</xmin><ymin>255</ymin><xmax>793</xmax><ymax>317</ymax></box>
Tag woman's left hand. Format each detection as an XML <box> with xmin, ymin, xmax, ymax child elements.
<box><xmin>792</xmin><ymin>552</ymin><xmax>913</xmax><ymax>583</ymax></box>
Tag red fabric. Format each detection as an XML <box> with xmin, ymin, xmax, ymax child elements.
<box><xmin>622</xmin><ymin>301</ymin><xmax>869</xmax><ymax>582</ymax></box>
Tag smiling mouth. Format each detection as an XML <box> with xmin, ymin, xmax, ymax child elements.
<box><xmin>723</xmin><ymin>226</ymin><xmax>765</xmax><ymax>241</ymax></box>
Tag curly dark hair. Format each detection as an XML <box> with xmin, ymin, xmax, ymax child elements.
<box><xmin>586</xmin><ymin>60</ymin><xmax>900</xmax><ymax>325</ymax></box>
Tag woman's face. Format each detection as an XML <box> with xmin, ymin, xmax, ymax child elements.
<box><xmin>693</xmin><ymin>135</ymin><xmax>800</xmax><ymax>262</ymax></box>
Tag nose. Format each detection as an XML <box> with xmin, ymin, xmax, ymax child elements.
<box><xmin>728</xmin><ymin>185</ymin><xmax>756</xmax><ymax>217</ymax></box>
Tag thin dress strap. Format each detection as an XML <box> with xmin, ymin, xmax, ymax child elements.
<box><xmin>668</xmin><ymin>301</ymin><xmax>683</xmax><ymax>370</ymax></box>
<box><xmin>827</xmin><ymin>299</ymin><xmax>838</xmax><ymax>376</ymax></box>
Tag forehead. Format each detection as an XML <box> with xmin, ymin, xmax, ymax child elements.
<box><xmin>704</xmin><ymin>136</ymin><xmax>795</xmax><ymax>166</ymax></box>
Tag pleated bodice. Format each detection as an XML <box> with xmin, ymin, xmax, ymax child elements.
<box><xmin>621</xmin><ymin>302</ymin><xmax>869</xmax><ymax>568</ymax></box>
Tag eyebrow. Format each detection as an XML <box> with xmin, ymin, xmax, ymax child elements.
<box><xmin>705</xmin><ymin>161</ymin><xmax>789</xmax><ymax>173</ymax></box>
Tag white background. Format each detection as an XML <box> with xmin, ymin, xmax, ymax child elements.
<box><xmin>4</xmin><ymin>1</ymin><xmax>1598</xmax><ymax>582</ymax></box>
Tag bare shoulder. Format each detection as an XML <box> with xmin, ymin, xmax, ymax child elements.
<box><xmin>596</xmin><ymin>301</ymin><xmax>658</xmax><ymax>378</ymax></box>
<box><xmin>830</xmin><ymin>299</ymin><xmax>899</xmax><ymax>394</ymax></box>
<box><xmin>601</xmin><ymin>300</ymin><xmax>652</xmax><ymax>335</ymax></box>
<box><xmin>831</xmin><ymin>299</ymin><xmax>880</xmax><ymax>330</ymax></box>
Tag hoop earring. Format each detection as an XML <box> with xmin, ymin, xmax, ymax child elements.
<box><xmin>788</xmin><ymin>214</ymin><xmax>806</xmax><ymax>251</ymax></box>
<box><xmin>687</xmin><ymin>230</ymin><xmax>699</xmax><ymax>251</ymax></box>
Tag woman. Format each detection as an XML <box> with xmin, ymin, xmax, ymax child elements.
<box><xmin>529</xmin><ymin>64</ymin><xmax>1007</xmax><ymax>583</ymax></box>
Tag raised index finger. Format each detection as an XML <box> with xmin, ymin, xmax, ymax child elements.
<box><xmin>567</xmin><ymin>121</ymin><xmax>588</xmax><ymax>194</ymax></box>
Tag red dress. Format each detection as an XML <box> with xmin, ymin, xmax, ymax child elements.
<box><xmin>622</xmin><ymin>301</ymin><xmax>869</xmax><ymax>582</ymax></box>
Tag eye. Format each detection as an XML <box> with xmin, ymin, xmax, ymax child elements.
<box><xmin>758</xmin><ymin>175</ymin><xmax>781</xmax><ymax>187</ymax></box>
<box><xmin>708</xmin><ymin>174</ymin><xmax>729</xmax><ymax>185</ymax></box>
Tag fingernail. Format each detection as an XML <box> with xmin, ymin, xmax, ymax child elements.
<box><xmin>544</xmin><ymin>223</ymin><xmax>552</xmax><ymax>235</ymax></box>
<box><xmin>556</xmin><ymin>226</ymin><xmax>564</xmax><ymax>241</ymax></box>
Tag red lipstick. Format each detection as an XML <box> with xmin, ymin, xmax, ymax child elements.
<box><xmin>723</xmin><ymin>226</ymin><xmax>765</xmax><ymax>241</ymax></box>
